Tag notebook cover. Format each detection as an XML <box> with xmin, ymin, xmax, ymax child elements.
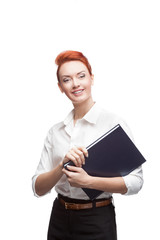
<box><xmin>64</xmin><ymin>124</ymin><xmax>146</xmax><ymax>200</ymax></box>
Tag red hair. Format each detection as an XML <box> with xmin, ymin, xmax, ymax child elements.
<box><xmin>55</xmin><ymin>50</ymin><xmax>92</xmax><ymax>82</ymax></box>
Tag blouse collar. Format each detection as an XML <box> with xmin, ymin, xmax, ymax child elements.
<box><xmin>63</xmin><ymin>102</ymin><xmax>101</xmax><ymax>126</ymax></box>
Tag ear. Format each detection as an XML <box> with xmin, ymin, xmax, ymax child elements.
<box><xmin>58</xmin><ymin>82</ymin><xmax>64</xmax><ymax>93</ymax></box>
<box><xmin>91</xmin><ymin>74</ymin><xmax>94</xmax><ymax>86</ymax></box>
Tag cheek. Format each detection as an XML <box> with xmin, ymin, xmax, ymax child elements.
<box><xmin>84</xmin><ymin>80</ymin><xmax>92</xmax><ymax>91</ymax></box>
<box><xmin>61</xmin><ymin>84</ymin><xmax>71</xmax><ymax>94</ymax></box>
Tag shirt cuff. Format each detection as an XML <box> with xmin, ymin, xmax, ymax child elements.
<box><xmin>122</xmin><ymin>171</ymin><xmax>144</xmax><ymax>196</ymax></box>
<box><xmin>32</xmin><ymin>175</ymin><xmax>41</xmax><ymax>197</ymax></box>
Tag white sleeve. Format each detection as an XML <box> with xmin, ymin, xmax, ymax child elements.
<box><xmin>119</xmin><ymin>119</ymin><xmax>144</xmax><ymax>195</ymax></box>
<box><xmin>32</xmin><ymin>128</ymin><xmax>54</xmax><ymax>197</ymax></box>
<box><xmin>122</xmin><ymin>165</ymin><xmax>144</xmax><ymax>195</ymax></box>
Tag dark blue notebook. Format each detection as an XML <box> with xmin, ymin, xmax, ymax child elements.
<box><xmin>64</xmin><ymin>124</ymin><xmax>146</xmax><ymax>200</ymax></box>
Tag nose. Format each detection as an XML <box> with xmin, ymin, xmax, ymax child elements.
<box><xmin>72</xmin><ymin>78</ymin><xmax>80</xmax><ymax>88</ymax></box>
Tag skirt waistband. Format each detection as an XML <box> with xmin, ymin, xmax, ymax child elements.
<box><xmin>57</xmin><ymin>194</ymin><xmax>112</xmax><ymax>210</ymax></box>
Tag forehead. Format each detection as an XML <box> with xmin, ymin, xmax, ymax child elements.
<box><xmin>59</xmin><ymin>61</ymin><xmax>89</xmax><ymax>77</ymax></box>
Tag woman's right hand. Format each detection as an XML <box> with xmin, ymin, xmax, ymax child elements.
<box><xmin>62</xmin><ymin>146</ymin><xmax>88</xmax><ymax>168</ymax></box>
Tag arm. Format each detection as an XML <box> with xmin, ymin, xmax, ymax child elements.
<box><xmin>34</xmin><ymin>146</ymin><xmax>88</xmax><ymax>197</ymax></box>
<box><xmin>63</xmin><ymin>166</ymin><xmax>127</xmax><ymax>194</ymax></box>
<box><xmin>62</xmin><ymin>122</ymin><xmax>144</xmax><ymax>195</ymax></box>
<box><xmin>88</xmin><ymin>175</ymin><xmax>127</xmax><ymax>194</ymax></box>
<box><xmin>35</xmin><ymin>162</ymin><xmax>63</xmax><ymax>196</ymax></box>
<box><xmin>63</xmin><ymin>165</ymin><xmax>143</xmax><ymax>195</ymax></box>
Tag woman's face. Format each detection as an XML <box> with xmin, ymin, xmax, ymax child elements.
<box><xmin>58</xmin><ymin>61</ymin><xmax>94</xmax><ymax>105</ymax></box>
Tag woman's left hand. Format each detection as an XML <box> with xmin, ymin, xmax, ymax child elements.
<box><xmin>62</xmin><ymin>165</ymin><xmax>91</xmax><ymax>188</ymax></box>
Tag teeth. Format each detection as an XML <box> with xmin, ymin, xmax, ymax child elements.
<box><xmin>73</xmin><ymin>90</ymin><xmax>83</xmax><ymax>94</ymax></box>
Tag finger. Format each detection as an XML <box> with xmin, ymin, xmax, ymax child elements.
<box><xmin>62</xmin><ymin>168</ymin><xmax>69</xmax><ymax>176</ymax></box>
<box><xmin>62</xmin><ymin>167</ymin><xmax>74</xmax><ymax>177</ymax></box>
<box><xmin>67</xmin><ymin>165</ymin><xmax>81</xmax><ymax>172</ymax></box>
<box><xmin>65</xmin><ymin>152</ymin><xmax>76</xmax><ymax>163</ymax></box>
<box><xmin>63</xmin><ymin>152</ymin><xmax>77</xmax><ymax>168</ymax></box>
<box><xmin>65</xmin><ymin>152</ymin><xmax>82</xmax><ymax>167</ymax></box>
<box><xmin>78</xmin><ymin>146</ymin><xmax>88</xmax><ymax>158</ymax></box>
<box><xmin>70</xmin><ymin>150</ymin><xmax>82</xmax><ymax>167</ymax></box>
<box><xmin>72</xmin><ymin>147</ymin><xmax>85</xmax><ymax>165</ymax></box>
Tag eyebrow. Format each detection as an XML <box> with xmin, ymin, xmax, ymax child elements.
<box><xmin>61</xmin><ymin>75</ymin><xmax>70</xmax><ymax>78</ymax></box>
<box><xmin>61</xmin><ymin>71</ymin><xmax>86</xmax><ymax>78</ymax></box>
<box><xmin>77</xmin><ymin>71</ymin><xmax>85</xmax><ymax>74</ymax></box>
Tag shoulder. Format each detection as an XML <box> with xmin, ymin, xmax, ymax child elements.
<box><xmin>43</xmin><ymin>121</ymin><xmax>64</xmax><ymax>144</ymax></box>
<box><xmin>97</xmin><ymin>105</ymin><xmax>123</xmax><ymax>124</ymax></box>
<box><xmin>97</xmin><ymin>106</ymin><xmax>134</xmax><ymax>141</ymax></box>
<box><xmin>99</xmin><ymin>107</ymin><xmax>120</xmax><ymax>121</ymax></box>
<box><xmin>47</xmin><ymin>121</ymin><xmax>64</xmax><ymax>136</ymax></box>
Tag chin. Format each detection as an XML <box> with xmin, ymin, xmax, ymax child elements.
<box><xmin>72</xmin><ymin>97</ymin><xmax>91</xmax><ymax>105</ymax></box>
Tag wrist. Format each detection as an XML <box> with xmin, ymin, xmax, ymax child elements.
<box><xmin>86</xmin><ymin>175</ymin><xmax>94</xmax><ymax>189</ymax></box>
<box><xmin>59</xmin><ymin>161</ymin><xmax>64</xmax><ymax>169</ymax></box>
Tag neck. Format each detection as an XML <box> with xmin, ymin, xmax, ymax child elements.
<box><xmin>73</xmin><ymin>97</ymin><xmax>95</xmax><ymax>123</ymax></box>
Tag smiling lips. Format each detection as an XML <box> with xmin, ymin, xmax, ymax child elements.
<box><xmin>72</xmin><ymin>89</ymin><xmax>84</xmax><ymax>95</ymax></box>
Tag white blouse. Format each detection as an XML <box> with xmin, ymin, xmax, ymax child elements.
<box><xmin>32</xmin><ymin>103</ymin><xmax>143</xmax><ymax>199</ymax></box>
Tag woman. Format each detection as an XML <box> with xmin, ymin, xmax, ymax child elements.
<box><xmin>32</xmin><ymin>50</ymin><xmax>143</xmax><ymax>240</ymax></box>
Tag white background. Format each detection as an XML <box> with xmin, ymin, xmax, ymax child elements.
<box><xmin>0</xmin><ymin>0</ymin><xmax>160</xmax><ymax>239</ymax></box>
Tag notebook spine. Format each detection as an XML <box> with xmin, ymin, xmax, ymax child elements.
<box><xmin>86</xmin><ymin>124</ymin><xmax>120</xmax><ymax>150</ymax></box>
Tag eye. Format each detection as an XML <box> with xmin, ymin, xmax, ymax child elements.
<box><xmin>63</xmin><ymin>78</ymin><xmax>71</xmax><ymax>83</ymax></box>
<box><xmin>79</xmin><ymin>73</ymin><xmax>85</xmax><ymax>79</ymax></box>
